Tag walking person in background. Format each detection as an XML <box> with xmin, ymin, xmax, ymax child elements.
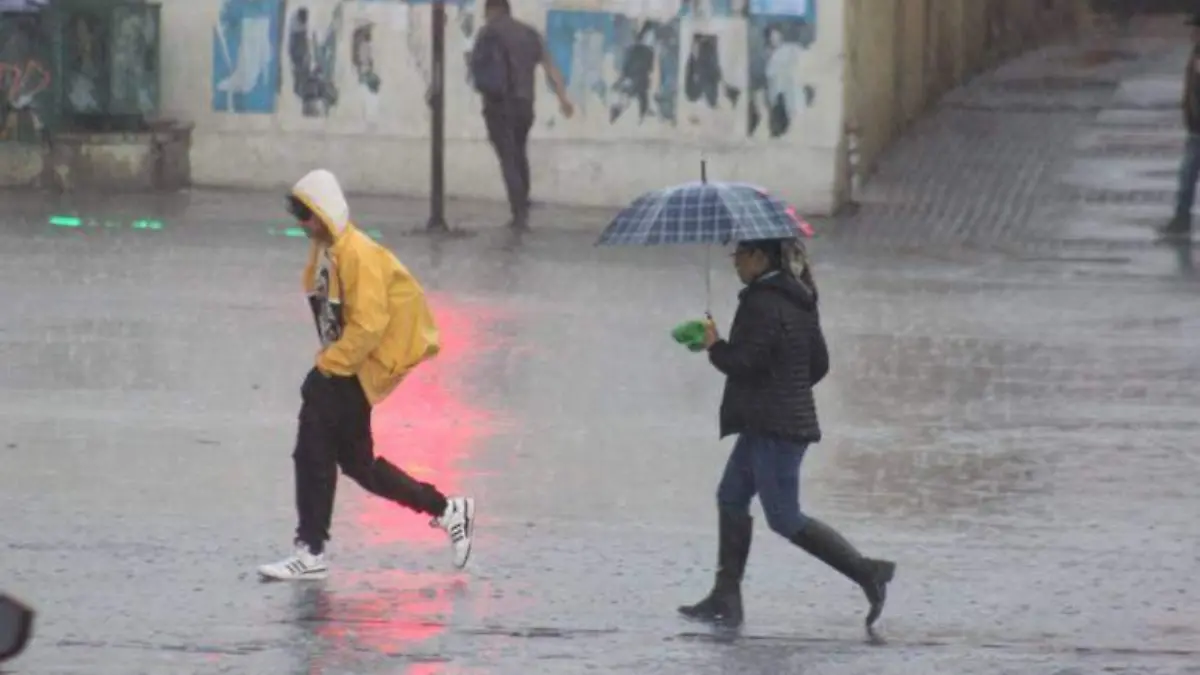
<box><xmin>258</xmin><ymin>169</ymin><xmax>475</xmax><ymax>581</ymax></box>
<box><xmin>678</xmin><ymin>238</ymin><xmax>896</xmax><ymax>635</ymax></box>
<box><xmin>1160</xmin><ymin>11</ymin><xmax>1200</xmax><ymax>240</ymax></box>
<box><xmin>471</xmin><ymin>0</ymin><xmax>574</xmax><ymax>231</ymax></box>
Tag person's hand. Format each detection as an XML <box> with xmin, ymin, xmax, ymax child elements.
<box><xmin>559</xmin><ymin>96</ymin><xmax>575</xmax><ymax>119</ymax></box>
<box><xmin>702</xmin><ymin>318</ymin><xmax>719</xmax><ymax>349</ymax></box>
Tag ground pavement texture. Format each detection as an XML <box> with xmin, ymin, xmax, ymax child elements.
<box><xmin>2</xmin><ymin>22</ymin><xmax>1199</xmax><ymax>675</ymax></box>
<box><xmin>830</xmin><ymin>21</ymin><xmax>1200</xmax><ymax>282</ymax></box>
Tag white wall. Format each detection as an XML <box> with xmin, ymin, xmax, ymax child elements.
<box><xmin>162</xmin><ymin>0</ymin><xmax>844</xmax><ymax>212</ymax></box>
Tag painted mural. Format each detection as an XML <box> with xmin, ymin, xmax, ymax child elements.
<box><xmin>404</xmin><ymin>0</ymin><xmax>479</xmax><ymax>96</ymax></box>
<box><xmin>286</xmin><ymin>2</ymin><xmax>343</xmax><ymax>117</ymax></box>
<box><xmin>746</xmin><ymin>0</ymin><xmax>815</xmax><ymax>138</ymax></box>
<box><xmin>544</xmin><ymin>8</ymin><xmax>679</xmax><ymax>129</ymax></box>
<box><xmin>543</xmin><ymin>0</ymin><xmax>819</xmax><ymax>140</ymax></box>
<box><xmin>677</xmin><ymin>0</ymin><xmax>745</xmax><ymax>136</ymax></box>
<box><xmin>0</xmin><ymin>10</ymin><xmax>52</xmax><ymax>141</ymax></box>
<box><xmin>212</xmin><ymin>0</ymin><xmax>283</xmax><ymax>114</ymax></box>
<box><xmin>109</xmin><ymin>6</ymin><xmax>161</xmax><ymax>114</ymax></box>
<box><xmin>61</xmin><ymin>11</ymin><xmax>105</xmax><ymax>115</ymax></box>
<box><xmin>207</xmin><ymin>0</ymin><xmax>823</xmax><ymax>142</ymax></box>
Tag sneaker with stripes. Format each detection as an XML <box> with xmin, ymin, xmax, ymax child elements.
<box><xmin>257</xmin><ymin>542</ymin><xmax>329</xmax><ymax>581</ymax></box>
<box><xmin>430</xmin><ymin>497</ymin><xmax>475</xmax><ymax>568</ymax></box>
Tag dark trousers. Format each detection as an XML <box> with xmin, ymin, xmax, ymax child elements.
<box><xmin>483</xmin><ymin>102</ymin><xmax>535</xmax><ymax>218</ymax></box>
<box><xmin>1174</xmin><ymin>133</ymin><xmax>1200</xmax><ymax>223</ymax></box>
<box><xmin>716</xmin><ymin>433</ymin><xmax>810</xmax><ymax>539</ymax></box>
<box><xmin>293</xmin><ymin>368</ymin><xmax>448</xmax><ymax>554</ymax></box>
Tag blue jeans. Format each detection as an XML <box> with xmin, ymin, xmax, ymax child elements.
<box><xmin>716</xmin><ymin>433</ymin><xmax>810</xmax><ymax>539</ymax></box>
<box><xmin>1175</xmin><ymin>133</ymin><xmax>1200</xmax><ymax>222</ymax></box>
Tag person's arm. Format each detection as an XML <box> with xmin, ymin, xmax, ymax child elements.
<box><xmin>538</xmin><ymin>33</ymin><xmax>574</xmax><ymax>116</ymax></box>
<box><xmin>707</xmin><ymin>296</ymin><xmax>780</xmax><ymax>378</ymax></box>
<box><xmin>809</xmin><ymin>314</ymin><xmax>829</xmax><ymax>385</ymax></box>
<box><xmin>1186</xmin><ymin>52</ymin><xmax>1200</xmax><ymax>131</ymax></box>
<box><xmin>316</xmin><ymin>249</ymin><xmax>389</xmax><ymax>376</ymax></box>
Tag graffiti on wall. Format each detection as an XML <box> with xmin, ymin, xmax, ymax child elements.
<box><xmin>109</xmin><ymin>5</ymin><xmax>161</xmax><ymax>114</ymax></box>
<box><xmin>0</xmin><ymin>11</ymin><xmax>52</xmax><ymax>140</ymax></box>
<box><xmin>61</xmin><ymin>12</ymin><xmax>105</xmax><ymax>114</ymax></box>
<box><xmin>677</xmin><ymin>0</ymin><xmax>745</xmax><ymax>133</ymax></box>
<box><xmin>274</xmin><ymin>0</ymin><xmax>408</xmax><ymax>124</ymax></box>
<box><xmin>286</xmin><ymin>1</ymin><xmax>343</xmax><ymax>117</ymax></box>
<box><xmin>213</xmin><ymin>0</ymin><xmax>284</xmax><ymax>114</ymax></box>
<box><xmin>205</xmin><ymin>0</ymin><xmax>822</xmax><ymax>142</ymax></box>
<box><xmin>545</xmin><ymin>9</ymin><xmax>679</xmax><ymax>128</ymax></box>
<box><xmin>403</xmin><ymin>0</ymin><xmax>479</xmax><ymax>101</ymax></box>
<box><xmin>543</xmin><ymin>0</ymin><xmax>818</xmax><ymax>140</ymax></box>
<box><xmin>746</xmin><ymin>0</ymin><xmax>815</xmax><ymax>138</ymax></box>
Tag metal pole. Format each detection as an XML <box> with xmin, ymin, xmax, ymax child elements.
<box><xmin>427</xmin><ymin>0</ymin><xmax>448</xmax><ymax>231</ymax></box>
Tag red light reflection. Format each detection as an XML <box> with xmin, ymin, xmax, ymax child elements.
<box><xmin>307</xmin><ymin>296</ymin><xmax>506</xmax><ymax>674</ymax></box>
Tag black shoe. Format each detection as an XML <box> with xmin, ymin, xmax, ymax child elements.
<box><xmin>508</xmin><ymin>207</ymin><xmax>530</xmax><ymax>232</ymax></box>
<box><xmin>789</xmin><ymin>518</ymin><xmax>895</xmax><ymax>630</ymax></box>
<box><xmin>1157</xmin><ymin>217</ymin><xmax>1192</xmax><ymax>239</ymax></box>
<box><xmin>678</xmin><ymin>510</ymin><xmax>752</xmax><ymax>627</ymax></box>
<box><xmin>861</xmin><ymin>558</ymin><xmax>896</xmax><ymax>628</ymax></box>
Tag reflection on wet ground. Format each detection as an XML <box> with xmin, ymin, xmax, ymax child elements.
<box><xmin>1</xmin><ymin>198</ymin><xmax>1199</xmax><ymax>674</ymax></box>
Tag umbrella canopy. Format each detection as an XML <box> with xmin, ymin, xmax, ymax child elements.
<box><xmin>596</xmin><ymin>181</ymin><xmax>808</xmax><ymax>246</ymax></box>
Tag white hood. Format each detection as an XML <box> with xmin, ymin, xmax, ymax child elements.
<box><xmin>292</xmin><ymin>169</ymin><xmax>350</xmax><ymax>237</ymax></box>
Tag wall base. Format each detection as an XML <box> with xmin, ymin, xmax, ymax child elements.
<box><xmin>0</xmin><ymin>121</ymin><xmax>192</xmax><ymax>192</ymax></box>
<box><xmin>190</xmin><ymin>132</ymin><xmax>839</xmax><ymax>215</ymax></box>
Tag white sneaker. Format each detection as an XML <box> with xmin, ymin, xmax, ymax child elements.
<box><xmin>257</xmin><ymin>543</ymin><xmax>329</xmax><ymax>581</ymax></box>
<box><xmin>430</xmin><ymin>497</ymin><xmax>475</xmax><ymax>568</ymax></box>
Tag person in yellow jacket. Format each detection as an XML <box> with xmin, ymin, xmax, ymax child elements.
<box><xmin>258</xmin><ymin>169</ymin><xmax>475</xmax><ymax>581</ymax></box>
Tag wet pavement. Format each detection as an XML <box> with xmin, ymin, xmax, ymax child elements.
<box><xmin>830</xmin><ymin>19</ymin><xmax>1200</xmax><ymax>282</ymax></box>
<box><xmin>1</xmin><ymin>185</ymin><xmax>1199</xmax><ymax>675</ymax></box>
<box><xmin>5</xmin><ymin>19</ymin><xmax>1200</xmax><ymax>675</ymax></box>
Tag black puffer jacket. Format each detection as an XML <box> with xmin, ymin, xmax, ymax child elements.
<box><xmin>1185</xmin><ymin>43</ymin><xmax>1200</xmax><ymax>133</ymax></box>
<box><xmin>708</xmin><ymin>271</ymin><xmax>828</xmax><ymax>443</ymax></box>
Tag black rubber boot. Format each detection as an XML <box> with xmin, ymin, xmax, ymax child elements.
<box><xmin>789</xmin><ymin>518</ymin><xmax>896</xmax><ymax>630</ymax></box>
<box><xmin>1157</xmin><ymin>216</ymin><xmax>1192</xmax><ymax>239</ymax></box>
<box><xmin>678</xmin><ymin>510</ymin><xmax>753</xmax><ymax>627</ymax></box>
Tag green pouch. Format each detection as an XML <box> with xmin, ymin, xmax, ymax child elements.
<box><xmin>671</xmin><ymin>319</ymin><xmax>709</xmax><ymax>352</ymax></box>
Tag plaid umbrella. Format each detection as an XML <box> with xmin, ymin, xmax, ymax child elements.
<box><xmin>596</xmin><ymin>181</ymin><xmax>808</xmax><ymax>246</ymax></box>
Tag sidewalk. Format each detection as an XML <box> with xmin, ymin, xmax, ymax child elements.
<box><xmin>827</xmin><ymin>19</ymin><xmax>1196</xmax><ymax>264</ymax></box>
<box><xmin>0</xmin><ymin>184</ymin><xmax>616</xmax><ymax>238</ymax></box>
<box><xmin>5</xmin><ymin>20</ymin><xmax>1197</xmax><ymax>264</ymax></box>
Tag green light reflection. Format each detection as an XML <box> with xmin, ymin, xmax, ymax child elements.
<box><xmin>49</xmin><ymin>214</ymin><xmax>164</xmax><ymax>231</ymax></box>
<box><xmin>49</xmin><ymin>214</ymin><xmax>382</xmax><ymax>240</ymax></box>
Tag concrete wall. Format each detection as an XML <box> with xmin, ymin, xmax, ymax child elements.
<box><xmin>843</xmin><ymin>0</ymin><xmax>1087</xmax><ymax>193</ymax></box>
<box><xmin>162</xmin><ymin>0</ymin><xmax>845</xmax><ymax>211</ymax></box>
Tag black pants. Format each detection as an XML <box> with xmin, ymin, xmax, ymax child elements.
<box><xmin>293</xmin><ymin>368</ymin><xmax>448</xmax><ymax>554</ymax></box>
<box><xmin>484</xmin><ymin>102</ymin><xmax>535</xmax><ymax>218</ymax></box>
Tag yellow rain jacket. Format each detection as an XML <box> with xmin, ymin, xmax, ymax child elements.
<box><xmin>291</xmin><ymin>169</ymin><xmax>440</xmax><ymax>405</ymax></box>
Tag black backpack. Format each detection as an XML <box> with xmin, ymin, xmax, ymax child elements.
<box><xmin>471</xmin><ymin>29</ymin><xmax>511</xmax><ymax>100</ymax></box>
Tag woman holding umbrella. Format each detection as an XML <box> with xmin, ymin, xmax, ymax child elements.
<box><xmin>678</xmin><ymin>237</ymin><xmax>896</xmax><ymax>634</ymax></box>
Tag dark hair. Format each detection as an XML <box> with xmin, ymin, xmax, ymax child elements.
<box><xmin>484</xmin><ymin>0</ymin><xmax>510</xmax><ymax>13</ymax></box>
<box><xmin>739</xmin><ymin>238</ymin><xmax>817</xmax><ymax>297</ymax></box>
<box><xmin>737</xmin><ymin>239</ymin><xmax>783</xmax><ymax>266</ymax></box>
<box><xmin>286</xmin><ymin>194</ymin><xmax>313</xmax><ymax>221</ymax></box>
